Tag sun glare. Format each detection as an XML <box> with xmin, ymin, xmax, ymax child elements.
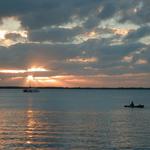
<box><xmin>0</xmin><ymin>67</ymin><xmax>49</xmax><ymax>74</ymax></box>
<box><xmin>27</xmin><ymin>75</ymin><xmax>34</xmax><ymax>81</ymax></box>
<box><xmin>24</xmin><ymin>75</ymin><xmax>62</xmax><ymax>87</ymax></box>
<box><xmin>0</xmin><ymin>69</ymin><xmax>26</xmax><ymax>74</ymax></box>
<box><xmin>0</xmin><ymin>66</ymin><xmax>65</xmax><ymax>87</ymax></box>
<box><xmin>0</xmin><ymin>30</ymin><xmax>7</xmax><ymax>39</ymax></box>
<box><xmin>27</xmin><ymin>67</ymin><xmax>48</xmax><ymax>72</ymax></box>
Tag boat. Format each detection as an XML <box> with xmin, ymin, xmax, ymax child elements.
<box><xmin>124</xmin><ymin>101</ymin><xmax>144</xmax><ymax>108</ymax></box>
<box><xmin>23</xmin><ymin>87</ymin><xmax>40</xmax><ymax>93</ymax></box>
<box><xmin>23</xmin><ymin>75</ymin><xmax>40</xmax><ymax>92</ymax></box>
<box><xmin>124</xmin><ymin>104</ymin><xmax>144</xmax><ymax>108</ymax></box>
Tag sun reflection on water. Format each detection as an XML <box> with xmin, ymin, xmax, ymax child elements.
<box><xmin>26</xmin><ymin>109</ymin><xmax>35</xmax><ymax>144</ymax></box>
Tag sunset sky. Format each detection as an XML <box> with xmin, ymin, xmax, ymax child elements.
<box><xmin>0</xmin><ymin>0</ymin><xmax>149</xmax><ymax>87</ymax></box>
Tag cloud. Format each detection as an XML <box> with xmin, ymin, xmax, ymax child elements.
<box><xmin>5</xmin><ymin>33</ymin><xmax>23</xmax><ymax>40</ymax></box>
<box><xmin>125</xmin><ymin>26</ymin><xmax>150</xmax><ymax>41</ymax></box>
<box><xmin>122</xmin><ymin>55</ymin><xmax>133</xmax><ymax>63</ymax></box>
<box><xmin>0</xmin><ymin>0</ymin><xmax>149</xmax><ymax>87</ymax></box>
<box><xmin>66</xmin><ymin>56</ymin><xmax>98</xmax><ymax>64</ymax></box>
<box><xmin>29</xmin><ymin>27</ymin><xmax>82</xmax><ymax>42</ymax></box>
<box><xmin>0</xmin><ymin>0</ymin><xmax>148</xmax><ymax>29</ymax></box>
<box><xmin>135</xmin><ymin>59</ymin><xmax>148</xmax><ymax>65</ymax></box>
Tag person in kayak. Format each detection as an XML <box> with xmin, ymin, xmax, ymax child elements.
<box><xmin>130</xmin><ymin>101</ymin><xmax>134</xmax><ymax>107</ymax></box>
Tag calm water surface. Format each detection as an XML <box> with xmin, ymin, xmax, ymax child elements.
<box><xmin>0</xmin><ymin>89</ymin><xmax>150</xmax><ymax>150</ymax></box>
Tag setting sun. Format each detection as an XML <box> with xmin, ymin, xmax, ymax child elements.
<box><xmin>27</xmin><ymin>75</ymin><xmax>34</xmax><ymax>81</ymax></box>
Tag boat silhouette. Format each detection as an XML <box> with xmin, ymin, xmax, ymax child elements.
<box><xmin>23</xmin><ymin>87</ymin><xmax>39</xmax><ymax>93</ymax></box>
<box><xmin>124</xmin><ymin>101</ymin><xmax>144</xmax><ymax>108</ymax></box>
<box><xmin>23</xmin><ymin>75</ymin><xmax>39</xmax><ymax>92</ymax></box>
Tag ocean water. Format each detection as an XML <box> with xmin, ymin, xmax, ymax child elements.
<box><xmin>0</xmin><ymin>89</ymin><xmax>150</xmax><ymax>150</ymax></box>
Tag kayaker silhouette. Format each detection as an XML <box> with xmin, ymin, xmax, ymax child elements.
<box><xmin>130</xmin><ymin>101</ymin><xmax>134</xmax><ymax>107</ymax></box>
<box><xmin>124</xmin><ymin>101</ymin><xmax>144</xmax><ymax>108</ymax></box>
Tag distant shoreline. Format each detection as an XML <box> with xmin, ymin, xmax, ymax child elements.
<box><xmin>0</xmin><ymin>86</ymin><xmax>150</xmax><ymax>89</ymax></box>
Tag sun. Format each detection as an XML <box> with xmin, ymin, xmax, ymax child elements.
<box><xmin>27</xmin><ymin>75</ymin><xmax>34</xmax><ymax>81</ymax></box>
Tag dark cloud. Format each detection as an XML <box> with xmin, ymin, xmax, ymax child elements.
<box><xmin>0</xmin><ymin>0</ymin><xmax>148</xmax><ymax>29</ymax></box>
<box><xmin>134</xmin><ymin>0</ymin><xmax>150</xmax><ymax>24</ymax></box>
<box><xmin>0</xmin><ymin>39</ymin><xmax>149</xmax><ymax>75</ymax></box>
<box><xmin>125</xmin><ymin>26</ymin><xmax>150</xmax><ymax>41</ymax></box>
<box><xmin>98</xmin><ymin>0</ymin><xmax>117</xmax><ymax>19</ymax></box>
<box><xmin>29</xmin><ymin>27</ymin><xmax>82</xmax><ymax>42</ymax></box>
<box><xmin>5</xmin><ymin>33</ymin><xmax>24</xmax><ymax>41</ymax></box>
<box><xmin>0</xmin><ymin>0</ymin><xmax>101</xmax><ymax>29</ymax></box>
<box><xmin>0</xmin><ymin>43</ymin><xmax>81</xmax><ymax>68</ymax></box>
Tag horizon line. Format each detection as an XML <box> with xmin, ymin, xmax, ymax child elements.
<box><xmin>0</xmin><ymin>86</ymin><xmax>150</xmax><ymax>89</ymax></box>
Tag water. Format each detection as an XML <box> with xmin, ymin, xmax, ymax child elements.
<box><xmin>0</xmin><ymin>89</ymin><xmax>150</xmax><ymax>149</ymax></box>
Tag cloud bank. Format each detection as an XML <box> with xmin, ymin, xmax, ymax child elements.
<box><xmin>0</xmin><ymin>0</ymin><xmax>149</xmax><ymax>87</ymax></box>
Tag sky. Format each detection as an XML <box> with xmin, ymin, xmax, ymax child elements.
<box><xmin>0</xmin><ymin>0</ymin><xmax>149</xmax><ymax>87</ymax></box>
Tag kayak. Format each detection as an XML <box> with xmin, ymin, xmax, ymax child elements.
<box><xmin>124</xmin><ymin>104</ymin><xmax>144</xmax><ymax>108</ymax></box>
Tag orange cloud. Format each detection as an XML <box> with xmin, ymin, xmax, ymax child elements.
<box><xmin>0</xmin><ymin>67</ymin><xmax>49</xmax><ymax>74</ymax></box>
<box><xmin>67</xmin><ymin>56</ymin><xmax>98</xmax><ymax>64</ymax></box>
<box><xmin>122</xmin><ymin>55</ymin><xmax>133</xmax><ymax>63</ymax></box>
<box><xmin>0</xmin><ymin>69</ymin><xmax>26</xmax><ymax>74</ymax></box>
<box><xmin>135</xmin><ymin>59</ymin><xmax>148</xmax><ymax>65</ymax></box>
<box><xmin>112</xmin><ymin>28</ymin><xmax>131</xmax><ymax>36</ymax></box>
<box><xmin>24</xmin><ymin>75</ymin><xmax>63</xmax><ymax>87</ymax></box>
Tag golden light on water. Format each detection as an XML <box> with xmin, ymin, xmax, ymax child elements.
<box><xmin>26</xmin><ymin>109</ymin><xmax>35</xmax><ymax>145</ymax></box>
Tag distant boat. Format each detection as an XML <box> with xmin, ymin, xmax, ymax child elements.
<box><xmin>23</xmin><ymin>87</ymin><xmax>40</xmax><ymax>93</ymax></box>
<box><xmin>124</xmin><ymin>101</ymin><xmax>144</xmax><ymax>108</ymax></box>
<box><xmin>23</xmin><ymin>75</ymin><xmax>40</xmax><ymax>93</ymax></box>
